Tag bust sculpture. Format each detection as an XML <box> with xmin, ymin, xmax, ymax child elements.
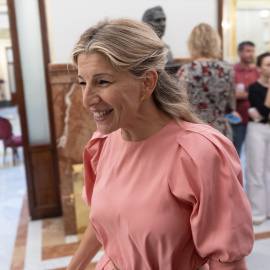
<box><xmin>142</xmin><ymin>6</ymin><xmax>174</xmax><ymax>65</ymax></box>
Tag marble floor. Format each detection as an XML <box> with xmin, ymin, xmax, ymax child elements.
<box><xmin>1</xmin><ymin>106</ymin><xmax>270</xmax><ymax>270</ymax></box>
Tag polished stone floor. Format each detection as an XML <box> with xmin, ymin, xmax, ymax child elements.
<box><xmin>1</xmin><ymin>106</ymin><xmax>270</xmax><ymax>270</ymax></box>
<box><xmin>0</xmin><ymin>106</ymin><xmax>26</xmax><ymax>269</ymax></box>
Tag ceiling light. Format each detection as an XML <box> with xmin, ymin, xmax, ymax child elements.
<box><xmin>222</xmin><ymin>20</ymin><xmax>230</xmax><ymax>29</ymax></box>
<box><xmin>260</xmin><ymin>10</ymin><xmax>269</xmax><ymax>18</ymax></box>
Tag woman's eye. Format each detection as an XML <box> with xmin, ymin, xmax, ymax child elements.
<box><xmin>79</xmin><ymin>82</ymin><xmax>86</xmax><ymax>86</ymax></box>
<box><xmin>99</xmin><ymin>80</ymin><xmax>110</xmax><ymax>85</ymax></box>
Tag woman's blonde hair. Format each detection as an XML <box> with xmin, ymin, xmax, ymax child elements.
<box><xmin>72</xmin><ymin>18</ymin><xmax>202</xmax><ymax>124</ymax></box>
<box><xmin>188</xmin><ymin>23</ymin><xmax>221</xmax><ymax>60</ymax></box>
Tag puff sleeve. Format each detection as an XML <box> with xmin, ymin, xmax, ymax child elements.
<box><xmin>169</xmin><ymin>124</ymin><xmax>254</xmax><ymax>270</ymax></box>
<box><xmin>82</xmin><ymin>131</ymin><xmax>108</xmax><ymax>206</ymax></box>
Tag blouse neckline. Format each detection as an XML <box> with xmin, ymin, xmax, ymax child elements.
<box><xmin>117</xmin><ymin>119</ymin><xmax>175</xmax><ymax>145</ymax></box>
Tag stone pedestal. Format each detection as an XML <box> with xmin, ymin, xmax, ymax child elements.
<box><xmin>72</xmin><ymin>164</ymin><xmax>90</xmax><ymax>240</ymax></box>
<box><xmin>49</xmin><ymin>64</ymin><xmax>96</xmax><ymax>235</ymax></box>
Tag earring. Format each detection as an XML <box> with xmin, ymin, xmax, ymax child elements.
<box><xmin>140</xmin><ymin>94</ymin><xmax>146</xmax><ymax>101</ymax></box>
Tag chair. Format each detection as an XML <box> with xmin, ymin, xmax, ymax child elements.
<box><xmin>0</xmin><ymin>116</ymin><xmax>23</xmax><ymax>164</ymax></box>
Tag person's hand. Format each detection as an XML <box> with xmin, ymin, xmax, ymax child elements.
<box><xmin>264</xmin><ymin>78</ymin><xmax>270</xmax><ymax>108</ymax></box>
<box><xmin>248</xmin><ymin>107</ymin><xmax>263</xmax><ymax>122</ymax></box>
<box><xmin>235</xmin><ymin>90</ymin><xmax>248</xmax><ymax>100</ymax></box>
<box><xmin>231</xmin><ymin>111</ymin><xmax>241</xmax><ymax>119</ymax></box>
<box><xmin>235</xmin><ymin>83</ymin><xmax>248</xmax><ymax>100</ymax></box>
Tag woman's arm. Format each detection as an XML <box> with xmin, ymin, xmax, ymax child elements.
<box><xmin>67</xmin><ymin>222</ymin><xmax>102</xmax><ymax>270</ymax></box>
<box><xmin>249</xmin><ymin>83</ymin><xmax>270</xmax><ymax>118</ymax></box>
<box><xmin>264</xmin><ymin>79</ymin><xmax>270</xmax><ymax>108</ymax></box>
<box><xmin>171</xmin><ymin>128</ymin><xmax>254</xmax><ymax>270</ymax></box>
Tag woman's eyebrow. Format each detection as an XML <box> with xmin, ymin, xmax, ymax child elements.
<box><xmin>93</xmin><ymin>73</ymin><xmax>114</xmax><ymax>78</ymax></box>
<box><xmin>77</xmin><ymin>73</ymin><xmax>114</xmax><ymax>80</ymax></box>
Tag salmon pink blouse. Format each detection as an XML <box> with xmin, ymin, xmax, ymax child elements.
<box><xmin>82</xmin><ymin>119</ymin><xmax>254</xmax><ymax>270</ymax></box>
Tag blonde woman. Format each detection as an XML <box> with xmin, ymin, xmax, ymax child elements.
<box><xmin>68</xmin><ymin>19</ymin><xmax>253</xmax><ymax>270</ymax></box>
<box><xmin>177</xmin><ymin>23</ymin><xmax>240</xmax><ymax>141</ymax></box>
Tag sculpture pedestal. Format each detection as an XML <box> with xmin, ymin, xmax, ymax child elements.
<box><xmin>49</xmin><ymin>63</ymin><xmax>96</xmax><ymax>235</ymax></box>
<box><xmin>72</xmin><ymin>164</ymin><xmax>90</xmax><ymax>240</ymax></box>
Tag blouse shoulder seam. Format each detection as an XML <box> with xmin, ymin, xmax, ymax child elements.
<box><xmin>85</xmin><ymin>131</ymin><xmax>108</xmax><ymax>149</ymax></box>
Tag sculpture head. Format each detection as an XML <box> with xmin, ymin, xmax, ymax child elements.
<box><xmin>142</xmin><ymin>6</ymin><xmax>166</xmax><ymax>38</ymax></box>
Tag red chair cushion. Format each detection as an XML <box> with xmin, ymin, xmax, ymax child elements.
<box><xmin>0</xmin><ymin>117</ymin><xmax>12</xmax><ymax>139</ymax></box>
<box><xmin>3</xmin><ymin>135</ymin><xmax>23</xmax><ymax>147</ymax></box>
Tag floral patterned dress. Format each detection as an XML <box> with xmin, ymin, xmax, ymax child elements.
<box><xmin>177</xmin><ymin>60</ymin><xmax>236</xmax><ymax>141</ymax></box>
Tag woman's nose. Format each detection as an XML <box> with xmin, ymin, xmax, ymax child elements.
<box><xmin>82</xmin><ymin>85</ymin><xmax>101</xmax><ymax>107</ymax></box>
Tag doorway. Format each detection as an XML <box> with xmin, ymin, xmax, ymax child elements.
<box><xmin>0</xmin><ymin>2</ymin><xmax>26</xmax><ymax>268</ymax></box>
<box><xmin>0</xmin><ymin>1</ymin><xmax>23</xmax><ymax>167</ymax></box>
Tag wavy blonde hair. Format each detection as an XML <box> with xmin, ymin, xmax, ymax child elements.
<box><xmin>72</xmin><ymin>18</ymin><xmax>202</xmax><ymax>124</ymax></box>
<box><xmin>188</xmin><ymin>23</ymin><xmax>221</xmax><ymax>60</ymax></box>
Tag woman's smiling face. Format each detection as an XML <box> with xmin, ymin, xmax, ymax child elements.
<box><xmin>77</xmin><ymin>53</ymin><xmax>143</xmax><ymax>135</ymax></box>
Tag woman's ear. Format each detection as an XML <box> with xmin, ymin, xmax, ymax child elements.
<box><xmin>141</xmin><ymin>69</ymin><xmax>158</xmax><ymax>99</ymax></box>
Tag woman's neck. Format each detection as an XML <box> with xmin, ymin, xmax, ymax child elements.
<box><xmin>121</xmin><ymin>113</ymin><xmax>171</xmax><ymax>142</ymax></box>
<box><xmin>195</xmin><ymin>57</ymin><xmax>214</xmax><ymax>61</ymax></box>
<box><xmin>121</xmin><ymin>98</ymin><xmax>172</xmax><ymax>142</ymax></box>
<box><xmin>258</xmin><ymin>77</ymin><xmax>270</xmax><ymax>88</ymax></box>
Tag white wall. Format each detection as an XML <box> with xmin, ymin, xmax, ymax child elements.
<box><xmin>46</xmin><ymin>0</ymin><xmax>217</xmax><ymax>63</ymax></box>
<box><xmin>236</xmin><ymin>9</ymin><xmax>270</xmax><ymax>56</ymax></box>
<box><xmin>0</xmin><ymin>5</ymin><xmax>9</xmax><ymax>29</ymax></box>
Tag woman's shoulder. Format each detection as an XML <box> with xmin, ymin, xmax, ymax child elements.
<box><xmin>178</xmin><ymin>60</ymin><xmax>232</xmax><ymax>74</ymax></box>
<box><xmin>178</xmin><ymin>61</ymin><xmax>199</xmax><ymax>70</ymax></box>
<box><xmin>214</xmin><ymin>59</ymin><xmax>233</xmax><ymax>70</ymax></box>
<box><xmin>84</xmin><ymin>129</ymin><xmax>123</xmax><ymax>159</ymax></box>
<box><xmin>85</xmin><ymin>130</ymin><xmax>108</xmax><ymax>150</ymax></box>
<box><xmin>176</xmin><ymin>119</ymin><xmax>228</xmax><ymax>141</ymax></box>
<box><xmin>249</xmin><ymin>81</ymin><xmax>262</xmax><ymax>90</ymax></box>
<box><xmin>169</xmin><ymin>119</ymin><xmax>243</xmax><ymax>190</ymax></box>
<box><xmin>176</xmin><ymin>61</ymin><xmax>203</xmax><ymax>79</ymax></box>
<box><xmin>200</xmin><ymin>59</ymin><xmax>231</xmax><ymax>70</ymax></box>
<box><xmin>175</xmin><ymin>120</ymin><xmax>238</xmax><ymax>165</ymax></box>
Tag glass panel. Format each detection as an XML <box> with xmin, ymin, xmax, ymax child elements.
<box><xmin>6</xmin><ymin>47</ymin><xmax>13</xmax><ymax>62</ymax></box>
<box><xmin>14</xmin><ymin>0</ymin><xmax>51</xmax><ymax>145</ymax></box>
<box><xmin>223</xmin><ymin>0</ymin><xmax>270</xmax><ymax>63</ymax></box>
<box><xmin>236</xmin><ymin>8</ymin><xmax>270</xmax><ymax>56</ymax></box>
<box><xmin>8</xmin><ymin>64</ymin><xmax>16</xmax><ymax>93</ymax></box>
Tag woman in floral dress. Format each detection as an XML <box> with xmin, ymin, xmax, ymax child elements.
<box><xmin>177</xmin><ymin>23</ymin><xmax>239</xmax><ymax>141</ymax></box>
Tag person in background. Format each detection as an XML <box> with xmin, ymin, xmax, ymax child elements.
<box><xmin>142</xmin><ymin>6</ymin><xmax>174</xmax><ymax>66</ymax></box>
<box><xmin>67</xmin><ymin>18</ymin><xmax>254</xmax><ymax>270</ymax></box>
<box><xmin>233</xmin><ymin>41</ymin><xmax>259</xmax><ymax>156</ymax></box>
<box><xmin>177</xmin><ymin>23</ymin><xmax>239</xmax><ymax>141</ymax></box>
<box><xmin>245</xmin><ymin>52</ymin><xmax>270</xmax><ymax>225</ymax></box>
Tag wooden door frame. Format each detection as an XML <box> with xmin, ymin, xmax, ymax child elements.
<box><xmin>7</xmin><ymin>0</ymin><xmax>62</xmax><ymax>219</ymax></box>
<box><xmin>218</xmin><ymin>0</ymin><xmax>223</xmax><ymax>42</ymax></box>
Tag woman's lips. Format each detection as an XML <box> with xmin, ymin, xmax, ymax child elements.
<box><xmin>93</xmin><ymin>109</ymin><xmax>113</xmax><ymax>120</ymax></box>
